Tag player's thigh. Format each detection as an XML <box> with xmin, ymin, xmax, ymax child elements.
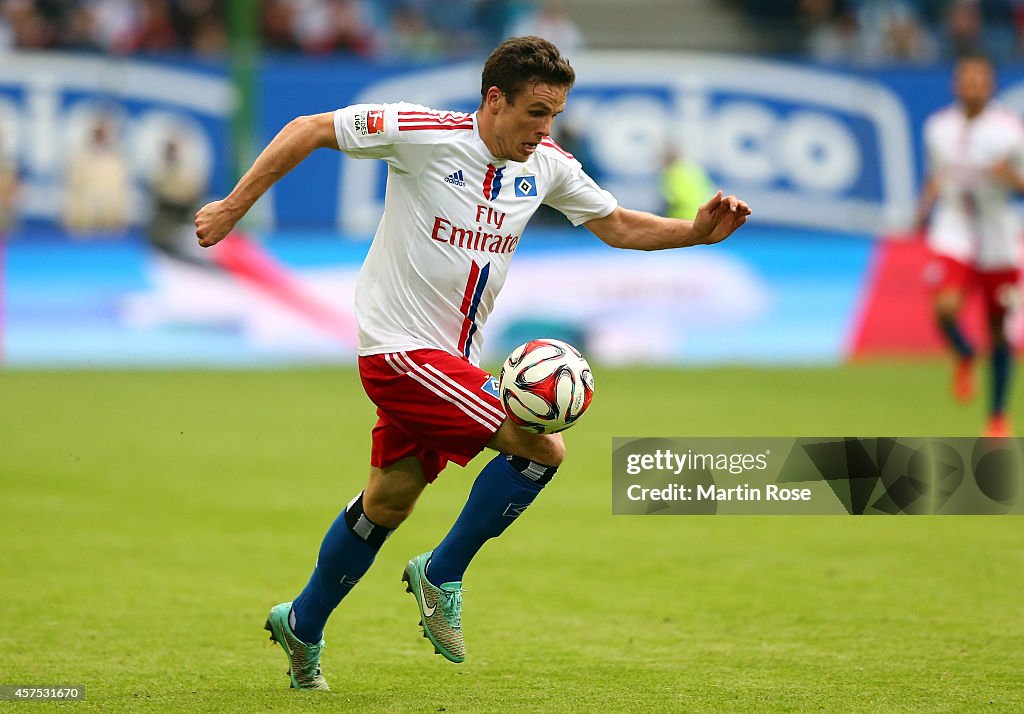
<box><xmin>929</xmin><ymin>255</ymin><xmax>971</xmax><ymax>315</ymax></box>
<box><xmin>981</xmin><ymin>269</ymin><xmax>1021</xmax><ymax>342</ymax></box>
<box><xmin>363</xmin><ymin>456</ymin><xmax>429</xmax><ymax>527</ymax></box>
<box><xmin>934</xmin><ymin>286</ymin><xmax>966</xmax><ymax>316</ymax></box>
<box><xmin>487</xmin><ymin>420</ymin><xmax>565</xmax><ymax>467</ymax></box>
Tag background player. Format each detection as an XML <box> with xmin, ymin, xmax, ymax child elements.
<box><xmin>194</xmin><ymin>36</ymin><xmax>750</xmax><ymax>689</ymax></box>
<box><xmin>916</xmin><ymin>53</ymin><xmax>1024</xmax><ymax>437</ymax></box>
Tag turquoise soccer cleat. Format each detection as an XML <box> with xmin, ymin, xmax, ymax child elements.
<box><xmin>402</xmin><ymin>552</ymin><xmax>466</xmax><ymax>663</ymax></box>
<box><xmin>264</xmin><ymin>602</ymin><xmax>329</xmax><ymax>690</ymax></box>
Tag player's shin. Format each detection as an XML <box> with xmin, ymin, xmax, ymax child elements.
<box><xmin>992</xmin><ymin>341</ymin><xmax>1013</xmax><ymax>416</ymax></box>
<box><xmin>426</xmin><ymin>454</ymin><xmax>557</xmax><ymax>586</ymax></box>
<box><xmin>937</xmin><ymin>313</ymin><xmax>975</xmax><ymax>359</ymax></box>
<box><xmin>290</xmin><ymin>491</ymin><xmax>394</xmax><ymax>644</ymax></box>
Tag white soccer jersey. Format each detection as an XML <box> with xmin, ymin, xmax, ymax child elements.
<box><xmin>333</xmin><ymin>102</ymin><xmax>617</xmax><ymax>363</ymax></box>
<box><xmin>924</xmin><ymin>102</ymin><xmax>1024</xmax><ymax>269</ymax></box>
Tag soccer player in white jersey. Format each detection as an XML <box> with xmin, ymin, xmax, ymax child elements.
<box><xmin>195</xmin><ymin>37</ymin><xmax>750</xmax><ymax>689</ymax></box>
<box><xmin>916</xmin><ymin>54</ymin><xmax>1024</xmax><ymax>437</ymax></box>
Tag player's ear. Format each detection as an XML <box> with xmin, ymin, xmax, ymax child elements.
<box><xmin>484</xmin><ymin>86</ymin><xmax>504</xmax><ymax>114</ymax></box>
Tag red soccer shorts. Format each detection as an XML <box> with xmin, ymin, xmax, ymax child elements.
<box><xmin>926</xmin><ymin>253</ymin><xmax>1021</xmax><ymax>319</ymax></box>
<box><xmin>358</xmin><ymin>349</ymin><xmax>507</xmax><ymax>482</ymax></box>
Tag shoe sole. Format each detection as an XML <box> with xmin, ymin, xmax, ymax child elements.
<box><xmin>402</xmin><ymin>567</ymin><xmax>462</xmax><ymax>663</ymax></box>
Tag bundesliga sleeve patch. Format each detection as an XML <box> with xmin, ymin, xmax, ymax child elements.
<box><xmin>354</xmin><ymin>107</ymin><xmax>386</xmax><ymax>136</ymax></box>
<box><xmin>514</xmin><ymin>175</ymin><xmax>537</xmax><ymax>197</ymax></box>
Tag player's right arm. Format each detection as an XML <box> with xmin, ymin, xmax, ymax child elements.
<box><xmin>195</xmin><ymin>112</ymin><xmax>338</xmax><ymax>247</ymax></box>
<box><xmin>914</xmin><ymin>113</ymin><xmax>942</xmax><ymax>232</ymax></box>
<box><xmin>915</xmin><ymin>173</ymin><xmax>938</xmax><ymax>231</ymax></box>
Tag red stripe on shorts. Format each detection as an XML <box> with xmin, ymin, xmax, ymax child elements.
<box><xmin>385</xmin><ymin>351</ymin><xmax>504</xmax><ymax>431</ymax></box>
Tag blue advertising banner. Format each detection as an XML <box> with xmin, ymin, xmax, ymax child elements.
<box><xmin>4</xmin><ymin>52</ymin><xmax>1024</xmax><ymax>366</ymax></box>
<box><xmin>257</xmin><ymin>54</ymin><xmax>1024</xmax><ymax>235</ymax></box>
<box><xmin>3</xmin><ymin>50</ymin><xmax>1024</xmax><ymax>234</ymax></box>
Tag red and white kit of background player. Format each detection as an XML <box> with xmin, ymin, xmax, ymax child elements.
<box><xmin>194</xmin><ymin>37</ymin><xmax>750</xmax><ymax>689</ymax></box>
<box><xmin>918</xmin><ymin>54</ymin><xmax>1024</xmax><ymax>436</ymax></box>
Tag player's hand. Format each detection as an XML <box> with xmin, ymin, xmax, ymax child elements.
<box><xmin>989</xmin><ymin>159</ymin><xmax>1023</xmax><ymax>191</ymax></box>
<box><xmin>195</xmin><ymin>199</ymin><xmax>241</xmax><ymax>248</ymax></box>
<box><xmin>691</xmin><ymin>191</ymin><xmax>751</xmax><ymax>245</ymax></box>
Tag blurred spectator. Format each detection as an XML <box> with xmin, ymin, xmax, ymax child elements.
<box><xmin>187</xmin><ymin>11</ymin><xmax>225</xmax><ymax>54</ymax></box>
<box><xmin>146</xmin><ymin>134</ymin><xmax>208</xmax><ymax>266</ymax></box>
<box><xmin>857</xmin><ymin>0</ymin><xmax>938</xmax><ymax>64</ymax></box>
<box><xmin>741</xmin><ymin>0</ymin><xmax>1024</xmax><ymax>63</ymax></box>
<box><xmin>940</xmin><ymin>0</ymin><xmax>987</xmax><ymax>56</ymax></box>
<box><xmin>89</xmin><ymin>0</ymin><xmax>142</xmax><ymax>53</ymax></box>
<box><xmin>884</xmin><ymin>3</ymin><xmax>938</xmax><ymax>62</ymax></box>
<box><xmin>661</xmin><ymin>148</ymin><xmax>713</xmax><ymax>221</ymax></box>
<box><xmin>509</xmin><ymin>1</ymin><xmax>584</xmax><ymax>54</ymax></box>
<box><xmin>0</xmin><ymin>127</ymin><xmax>18</xmax><ymax>234</ymax></box>
<box><xmin>262</xmin><ymin>0</ymin><xmax>297</xmax><ymax>50</ymax></box>
<box><xmin>935</xmin><ymin>0</ymin><xmax>1016</xmax><ymax>60</ymax></box>
<box><xmin>278</xmin><ymin>0</ymin><xmax>374</xmax><ymax>55</ymax></box>
<box><xmin>167</xmin><ymin>0</ymin><xmax>224</xmax><ymax>54</ymax></box>
<box><xmin>63</xmin><ymin>114</ymin><xmax>130</xmax><ymax>235</ymax></box>
<box><xmin>4</xmin><ymin>0</ymin><xmax>56</xmax><ymax>48</ymax></box>
<box><xmin>135</xmin><ymin>0</ymin><xmax>178</xmax><ymax>51</ymax></box>
<box><xmin>800</xmin><ymin>0</ymin><xmax>860</xmax><ymax>62</ymax></box>
<box><xmin>852</xmin><ymin>1</ymin><xmax>929</xmax><ymax>64</ymax></box>
<box><xmin>380</xmin><ymin>5</ymin><xmax>443</xmax><ymax>60</ymax></box>
<box><xmin>61</xmin><ymin>4</ymin><xmax>103</xmax><ymax>51</ymax></box>
<box><xmin>0</xmin><ymin>10</ymin><xmax>11</xmax><ymax>50</ymax></box>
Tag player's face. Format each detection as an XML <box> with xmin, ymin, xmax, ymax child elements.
<box><xmin>954</xmin><ymin>59</ymin><xmax>994</xmax><ymax>114</ymax></box>
<box><xmin>486</xmin><ymin>82</ymin><xmax>568</xmax><ymax>162</ymax></box>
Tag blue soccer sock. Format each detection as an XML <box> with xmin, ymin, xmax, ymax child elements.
<box><xmin>426</xmin><ymin>454</ymin><xmax>557</xmax><ymax>586</ymax></box>
<box><xmin>991</xmin><ymin>342</ymin><xmax>1013</xmax><ymax>416</ymax></box>
<box><xmin>938</xmin><ymin>314</ymin><xmax>975</xmax><ymax>360</ymax></box>
<box><xmin>290</xmin><ymin>491</ymin><xmax>393</xmax><ymax>644</ymax></box>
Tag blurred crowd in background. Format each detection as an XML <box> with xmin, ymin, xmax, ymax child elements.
<box><xmin>745</xmin><ymin>0</ymin><xmax>1024</xmax><ymax>63</ymax></box>
<box><xmin>2</xmin><ymin>0</ymin><xmax>1024</xmax><ymax>63</ymax></box>
<box><xmin>0</xmin><ymin>0</ymin><xmax>582</xmax><ymax>59</ymax></box>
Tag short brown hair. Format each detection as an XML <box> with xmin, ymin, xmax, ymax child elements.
<box><xmin>480</xmin><ymin>36</ymin><xmax>575</xmax><ymax>104</ymax></box>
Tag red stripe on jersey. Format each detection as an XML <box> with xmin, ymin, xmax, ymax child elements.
<box><xmin>398</xmin><ymin>123</ymin><xmax>474</xmax><ymax>132</ymax></box>
<box><xmin>482</xmin><ymin>163</ymin><xmax>496</xmax><ymax>200</ymax></box>
<box><xmin>397</xmin><ymin>118</ymin><xmax>473</xmax><ymax>125</ymax></box>
<box><xmin>457</xmin><ymin>262</ymin><xmax>482</xmax><ymax>354</ymax></box>
<box><xmin>398</xmin><ymin>111</ymin><xmax>472</xmax><ymax>122</ymax></box>
<box><xmin>540</xmin><ymin>137</ymin><xmax>574</xmax><ymax>159</ymax></box>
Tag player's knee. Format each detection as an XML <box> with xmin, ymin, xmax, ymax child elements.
<box><xmin>362</xmin><ymin>495</ymin><xmax>414</xmax><ymax>529</ymax></box>
<box><xmin>934</xmin><ymin>293</ymin><xmax>961</xmax><ymax>318</ymax></box>
<box><xmin>524</xmin><ymin>433</ymin><xmax>566</xmax><ymax>467</ymax></box>
<box><xmin>362</xmin><ymin>459</ymin><xmax>427</xmax><ymax>529</ymax></box>
<box><xmin>489</xmin><ymin>421</ymin><xmax>566</xmax><ymax>467</ymax></box>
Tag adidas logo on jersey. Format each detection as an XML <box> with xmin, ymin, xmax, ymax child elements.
<box><xmin>444</xmin><ymin>169</ymin><xmax>466</xmax><ymax>187</ymax></box>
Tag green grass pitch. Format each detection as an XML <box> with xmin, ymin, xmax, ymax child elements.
<box><xmin>2</xmin><ymin>363</ymin><xmax>1022</xmax><ymax>712</ymax></box>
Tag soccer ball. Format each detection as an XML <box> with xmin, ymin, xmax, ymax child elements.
<box><xmin>498</xmin><ymin>338</ymin><xmax>595</xmax><ymax>434</ymax></box>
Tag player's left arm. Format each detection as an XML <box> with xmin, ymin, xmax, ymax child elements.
<box><xmin>584</xmin><ymin>191</ymin><xmax>750</xmax><ymax>250</ymax></box>
<box><xmin>990</xmin><ymin>157</ymin><xmax>1024</xmax><ymax>193</ymax></box>
<box><xmin>989</xmin><ymin>124</ymin><xmax>1024</xmax><ymax>193</ymax></box>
